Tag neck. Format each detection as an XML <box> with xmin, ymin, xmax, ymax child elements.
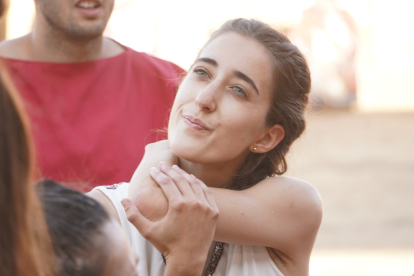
<box><xmin>178</xmin><ymin>157</ymin><xmax>245</xmax><ymax>188</ymax></box>
<box><xmin>29</xmin><ymin>22</ymin><xmax>103</xmax><ymax>63</ymax></box>
<box><xmin>24</xmin><ymin>13</ymin><xmax>124</xmax><ymax>63</ymax></box>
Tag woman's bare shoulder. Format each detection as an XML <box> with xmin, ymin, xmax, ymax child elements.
<box><xmin>250</xmin><ymin>176</ymin><xmax>322</xmax><ymax>209</ymax></box>
<box><xmin>212</xmin><ymin>175</ymin><xmax>322</xmax><ymax>266</ymax></box>
<box><xmin>243</xmin><ymin>176</ymin><xmax>323</xmax><ymax>238</ymax></box>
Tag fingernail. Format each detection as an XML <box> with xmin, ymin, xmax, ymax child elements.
<box><xmin>150</xmin><ymin>167</ymin><xmax>160</xmax><ymax>176</ymax></box>
<box><xmin>172</xmin><ymin>165</ymin><xmax>179</xmax><ymax>170</ymax></box>
<box><xmin>190</xmin><ymin>174</ymin><xmax>197</xmax><ymax>179</ymax></box>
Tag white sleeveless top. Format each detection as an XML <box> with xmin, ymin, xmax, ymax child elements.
<box><xmin>94</xmin><ymin>183</ymin><xmax>284</xmax><ymax>276</ymax></box>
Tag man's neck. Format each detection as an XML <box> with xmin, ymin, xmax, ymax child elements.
<box><xmin>28</xmin><ymin>26</ymin><xmax>105</xmax><ymax>63</ymax></box>
<box><xmin>0</xmin><ymin>19</ymin><xmax>124</xmax><ymax>63</ymax></box>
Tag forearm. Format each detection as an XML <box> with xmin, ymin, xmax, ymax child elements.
<box><xmin>129</xmin><ymin>175</ymin><xmax>168</xmax><ymax>221</ymax></box>
<box><xmin>130</xmin><ymin>167</ymin><xmax>251</xmax><ymax>243</ymax></box>
<box><xmin>130</xmin><ymin>171</ymin><xmax>321</xmax><ymax>249</ymax></box>
<box><xmin>128</xmin><ymin>153</ymin><xmax>176</xmax><ymax>202</ymax></box>
<box><xmin>128</xmin><ymin>141</ymin><xmax>176</xmax><ymax>221</ymax></box>
<box><xmin>130</xmin><ymin>176</ymin><xmax>227</xmax><ymax>240</ymax></box>
<box><xmin>128</xmin><ymin>152</ymin><xmax>321</xmax><ymax>276</ymax></box>
<box><xmin>126</xmin><ymin>154</ymin><xmax>219</xmax><ymax>276</ymax></box>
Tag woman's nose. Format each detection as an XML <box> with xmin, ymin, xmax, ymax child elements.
<box><xmin>195</xmin><ymin>83</ymin><xmax>218</xmax><ymax>112</ymax></box>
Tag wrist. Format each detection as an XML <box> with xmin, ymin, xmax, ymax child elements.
<box><xmin>164</xmin><ymin>254</ymin><xmax>205</xmax><ymax>276</ymax></box>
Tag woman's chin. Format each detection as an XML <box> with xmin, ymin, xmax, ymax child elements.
<box><xmin>172</xmin><ymin>148</ymin><xmax>196</xmax><ymax>163</ymax></box>
<box><xmin>170</xmin><ymin>143</ymin><xmax>203</xmax><ymax>164</ymax></box>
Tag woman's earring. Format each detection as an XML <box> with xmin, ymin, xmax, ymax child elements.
<box><xmin>253</xmin><ymin>147</ymin><xmax>257</xmax><ymax>152</ymax></box>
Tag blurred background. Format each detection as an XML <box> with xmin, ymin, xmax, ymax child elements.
<box><xmin>3</xmin><ymin>0</ymin><xmax>414</xmax><ymax>275</ymax></box>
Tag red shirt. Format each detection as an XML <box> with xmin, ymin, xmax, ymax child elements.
<box><xmin>4</xmin><ymin>46</ymin><xmax>183</xmax><ymax>190</ymax></box>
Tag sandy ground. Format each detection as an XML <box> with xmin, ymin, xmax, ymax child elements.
<box><xmin>284</xmin><ymin>111</ymin><xmax>414</xmax><ymax>275</ymax></box>
<box><xmin>310</xmin><ymin>249</ymin><xmax>414</xmax><ymax>276</ymax></box>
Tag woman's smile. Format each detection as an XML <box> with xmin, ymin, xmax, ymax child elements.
<box><xmin>183</xmin><ymin>115</ymin><xmax>211</xmax><ymax>131</ymax></box>
<box><xmin>168</xmin><ymin>32</ymin><xmax>273</xmax><ymax>166</ymax></box>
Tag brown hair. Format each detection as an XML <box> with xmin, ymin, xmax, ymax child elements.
<box><xmin>0</xmin><ymin>64</ymin><xmax>56</xmax><ymax>276</ymax></box>
<box><xmin>208</xmin><ymin>19</ymin><xmax>311</xmax><ymax>190</ymax></box>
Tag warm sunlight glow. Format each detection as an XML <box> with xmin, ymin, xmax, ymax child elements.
<box><xmin>3</xmin><ymin>1</ymin><xmax>414</xmax><ymax>275</ymax></box>
<box><xmin>6</xmin><ymin>0</ymin><xmax>413</xmax><ymax>111</ymax></box>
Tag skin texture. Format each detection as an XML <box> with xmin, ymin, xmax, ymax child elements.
<box><xmin>37</xmin><ymin>0</ymin><xmax>113</xmax><ymax>40</ymax></box>
<box><xmin>0</xmin><ymin>0</ymin><xmax>124</xmax><ymax>62</ymax></box>
<box><xmin>168</xmin><ymin>32</ymin><xmax>285</xmax><ymax>188</ymax></box>
<box><xmin>127</xmin><ymin>32</ymin><xmax>323</xmax><ymax>276</ymax></box>
<box><xmin>88</xmin><ymin>166</ymin><xmax>219</xmax><ymax>276</ymax></box>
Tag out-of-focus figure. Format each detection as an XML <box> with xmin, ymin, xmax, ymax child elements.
<box><xmin>0</xmin><ymin>0</ymin><xmax>183</xmax><ymax>190</ymax></box>
<box><xmin>293</xmin><ymin>0</ymin><xmax>357</xmax><ymax>109</ymax></box>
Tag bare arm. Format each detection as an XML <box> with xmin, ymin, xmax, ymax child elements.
<box><xmin>87</xmin><ymin>163</ymin><xmax>219</xmax><ymax>276</ymax></box>
<box><xmin>123</xmin><ymin>166</ymin><xmax>219</xmax><ymax>276</ymax></box>
<box><xmin>128</xmin><ymin>141</ymin><xmax>178</xmax><ymax>221</ymax></box>
<box><xmin>128</xmin><ymin>141</ymin><xmax>323</xmax><ymax>275</ymax></box>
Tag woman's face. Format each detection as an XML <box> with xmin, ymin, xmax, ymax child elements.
<box><xmin>168</xmin><ymin>32</ymin><xmax>274</xmax><ymax>166</ymax></box>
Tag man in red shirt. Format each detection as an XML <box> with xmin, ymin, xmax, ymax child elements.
<box><xmin>0</xmin><ymin>0</ymin><xmax>183</xmax><ymax>190</ymax></box>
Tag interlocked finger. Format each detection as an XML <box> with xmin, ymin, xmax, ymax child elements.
<box><xmin>159</xmin><ymin>162</ymin><xmax>196</xmax><ymax>198</ymax></box>
<box><xmin>121</xmin><ymin>198</ymin><xmax>153</xmax><ymax>238</ymax></box>
<box><xmin>193</xmin><ymin>175</ymin><xmax>219</xmax><ymax>211</ymax></box>
<box><xmin>149</xmin><ymin>167</ymin><xmax>184</xmax><ymax>204</ymax></box>
<box><xmin>171</xmin><ymin>165</ymin><xmax>209</xmax><ymax>206</ymax></box>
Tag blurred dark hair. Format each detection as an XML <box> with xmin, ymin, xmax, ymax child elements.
<box><xmin>207</xmin><ymin>19</ymin><xmax>311</xmax><ymax>190</ymax></box>
<box><xmin>37</xmin><ymin>179</ymin><xmax>110</xmax><ymax>276</ymax></box>
<box><xmin>0</xmin><ymin>63</ymin><xmax>56</xmax><ymax>276</ymax></box>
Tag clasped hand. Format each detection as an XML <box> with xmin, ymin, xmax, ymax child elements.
<box><xmin>123</xmin><ymin>153</ymin><xmax>219</xmax><ymax>275</ymax></box>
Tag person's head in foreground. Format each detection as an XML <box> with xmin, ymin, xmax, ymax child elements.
<box><xmin>168</xmin><ymin>18</ymin><xmax>310</xmax><ymax>189</ymax></box>
<box><xmin>0</xmin><ymin>64</ymin><xmax>56</xmax><ymax>276</ymax></box>
<box><xmin>37</xmin><ymin>179</ymin><xmax>137</xmax><ymax>276</ymax></box>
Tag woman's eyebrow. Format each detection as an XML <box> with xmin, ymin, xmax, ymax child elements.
<box><xmin>196</xmin><ymin>57</ymin><xmax>218</xmax><ymax>66</ymax></box>
<box><xmin>234</xmin><ymin>70</ymin><xmax>259</xmax><ymax>94</ymax></box>
<box><xmin>194</xmin><ymin>58</ymin><xmax>259</xmax><ymax>94</ymax></box>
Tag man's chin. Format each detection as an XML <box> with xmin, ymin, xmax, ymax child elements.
<box><xmin>65</xmin><ymin>23</ymin><xmax>107</xmax><ymax>40</ymax></box>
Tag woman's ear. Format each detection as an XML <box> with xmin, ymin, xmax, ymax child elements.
<box><xmin>250</xmin><ymin>125</ymin><xmax>285</xmax><ymax>153</ymax></box>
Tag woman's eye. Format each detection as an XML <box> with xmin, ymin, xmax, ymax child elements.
<box><xmin>194</xmin><ymin>67</ymin><xmax>210</xmax><ymax>78</ymax></box>
<box><xmin>232</xmin><ymin>86</ymin><xmax>248</xmax><ymax>97</ymax></box>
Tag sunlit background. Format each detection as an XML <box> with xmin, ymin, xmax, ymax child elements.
<box><xmin>4</xmin><ymin>0</ymin><xmax>414</xmax><ymax>275</ymax></box>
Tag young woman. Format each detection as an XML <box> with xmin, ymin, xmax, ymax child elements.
<box><xmin>91</xmin><ymin>18</ymin><xmax>322</xmax><ymax>276</ymax></box>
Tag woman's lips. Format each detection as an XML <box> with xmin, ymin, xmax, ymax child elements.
<box><xmin>183</xmin><ymin>115</ymin><xmax>210</xmax><ymax>131</ymax></box>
